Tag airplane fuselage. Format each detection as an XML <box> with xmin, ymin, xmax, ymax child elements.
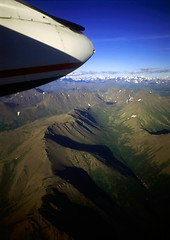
<box><xmin>0</xmin><ymin>0</ymin><xmax>94</xmax><ymax>96</ymax></box>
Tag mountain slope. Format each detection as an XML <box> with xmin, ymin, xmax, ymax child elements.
<box><xmin>0</xmin><ymin>111</ymin><xmax>151</xmax><ymax>239</ymax></box>
<box><xmin>0</xmin><ymin>88</ymin><xmax>170</xmax><ymax>239</ymax></box>
<box><xmin>0</xmin><ymin>89</ymin><xmax>103</xmax><ymax>131</ymax></box>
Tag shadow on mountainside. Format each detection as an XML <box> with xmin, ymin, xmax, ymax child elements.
<box><xmin>45</xmin><ymin>132</ymin><xmax>139</xmax><ymax>181</ymax></box>
<box><xmin>39</xmin><ymin>167</ymin><xmax>135</xmax><ymax>240</ymax></box>
<box><xmin>39</xmin><ymin>187</ymin><xmax>115</xmax><ymax>240</ymax></box>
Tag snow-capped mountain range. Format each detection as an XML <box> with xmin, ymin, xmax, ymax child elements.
<box><xmin>61</xmin><ymin>72</ymin><xmax>170</xmax><ymax>85</ymax></box>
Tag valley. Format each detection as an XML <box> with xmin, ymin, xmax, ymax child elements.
<box><xmin>0</xmin><ymin>84</ymin><xmax>170</xmax><ymax>239</ymax></box>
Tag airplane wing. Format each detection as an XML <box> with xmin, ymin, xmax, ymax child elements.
<box><xmin>0</xmin><ymin>0</ymin><xmax>94</xmax><ymax>96</ymax></box>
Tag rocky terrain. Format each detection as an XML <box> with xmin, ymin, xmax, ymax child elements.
<box><xmin>0</xmin><ymin>86</ymin><xmax>170</xmax><ymax>239</ymax></box>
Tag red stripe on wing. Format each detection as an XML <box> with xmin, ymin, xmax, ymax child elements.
<box><xmin>0</xmin><ymin>62</ymin><xmax>83</xmax><ymax>78</ymax></box>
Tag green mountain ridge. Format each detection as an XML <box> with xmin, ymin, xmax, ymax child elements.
<box><xmin>0</xmin><ymin>89</ymin><xmax>103</xmax><ymax>131</ymax></box>
<box><xmin>0</xmin><ymin>88</ymin><xmax>170</xmax><ymax>239</ymax></box>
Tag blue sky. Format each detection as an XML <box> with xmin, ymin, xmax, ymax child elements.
<box><xmin>27</xmin><ymin>0</ymin><xmax>170</xmax><ymax>77</ymax></box>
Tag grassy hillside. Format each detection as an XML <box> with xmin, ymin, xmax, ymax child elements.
<box><xmin>0</xmin><ymin>89</ymin><xmax>103</xmax><ymax>131</ymax></box>
<box><xmin>0</xmin><ymin>88</ymin><xmax>169</xmax><ymax>239</ymax></box>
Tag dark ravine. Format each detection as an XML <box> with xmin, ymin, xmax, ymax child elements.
<box><xmin>143</xmin><ymin>128</ymin><xmax>170</xmax><ymax>135</ymax></box>
<box><xmin>69</xmin><ymin>109</ymin><xmax>99</xmax><ymax>130</ymax></box>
